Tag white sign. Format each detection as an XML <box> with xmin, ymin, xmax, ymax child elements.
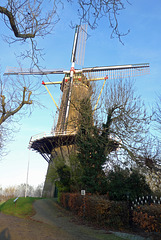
<box><xmin>13</xmin><ymin>197</ymin><xmax>19</xmax><ymax>203</ymax></box>
<box><xmin>81</xmin><ymin>190</ymin><xmax>86</xmax><ymax>196</ymax></box>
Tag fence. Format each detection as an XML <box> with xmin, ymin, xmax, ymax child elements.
<box><xmin>131</xmin><ymin>195</ymin><xmax>161</xmax><ymax>210</ymax></box>
<box><xmin>130</xmin><ymin>196</ymin><xmax>161</xmax><ymax>234</ymax></box>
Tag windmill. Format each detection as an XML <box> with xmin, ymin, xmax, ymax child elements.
<box><xmin>4</xmin><ymin>25</ymin><xmax>150</xmax><ymax>197</ymax></box>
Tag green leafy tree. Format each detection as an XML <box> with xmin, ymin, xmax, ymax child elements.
<box><xmin>76</xmin><ymin>97</ymin><xmax>118</xmax><ymax>194</ymax></box>
<box><xmin>56</xmin><ymin>165</ymin><xmax>71</xmax><ymax>192</ymax></box>
<box><xmin>47</xmin><ymin>152</ymin><xmax>82</xmax><ymax>193</ymax></box>
<box><xmin>106</xmin><ymin>166</ymin><xmax>152</xmax><ymax>201</ymax></box>
<box><xmin>68</xmin><ymin>153</ymin><xmax>83</xmax><ymax>192</ymax></box>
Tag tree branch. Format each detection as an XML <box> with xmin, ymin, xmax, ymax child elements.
<box><xmin>0</xmin><ymin>95</ymin><xmax>6</xmax><ymax>116</ymax></box>
<box><xmin>0</xmin><ymin>87</ymin><xmax>32</xmax><ymax>125</ymax></box>
<box><xmin>0</xmin><ymin>6</ymin><xmax>36</xmax><ymax>39</ymax></box>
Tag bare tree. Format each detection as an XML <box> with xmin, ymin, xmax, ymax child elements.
<box><xmin>0</xmin><ymin>0</ymin><xmax>129</xmax><ymax>39</ymax></box>
<box><xmin>74</xmin><ymin>0</ymin><xmax>130</xmax><ymax>42</ymax></box>
<box><xmin>142</xmin><ymin>93</ymin><xmax>161</xmax><ymax>185</ymax></box>
<box><xmin>0</xmin><ymin>81</ymin><xmax>32</xmax><ymax>126</ymax></box>
<box><xmin>154</xmin><ymin>94</ymin><xmax>161</xmax><ymax>133</ymax></box>
<box><xmin>0</xmin><ymin>183</ymin><xmax>43</xmax><ymax>200</ymax></box>
<box><xmin>0</xmin><ymin>1</ymin><xmax>129</xmax><ymax>65</ymax></box>
<box><xmin>137</xmin><ymin>136</ymin><xmax>161</xmax><ymax>193</ymax></box>
<box><xmin>98</xmin><ymin>79</ymin><xmax>151</xmax><ymax>169</ymax></box>
<box><xmin>0</xmin><ymin>1</ymin><xmax>58</xmax><ymax>39</ymax></box>
<box><xmin>0</xmin><ymin>72</ymin><xmax>42</xmax><ymax>157</ymax></box>
<box><xmin>0</xmin><ymin>0</ymin><xmax>59</xmax><ymax>66</ymax></box>
<box><xmin>33</xmin><ymin>183</ymin><xmax>43</xmax><ymax>197</ymax></box>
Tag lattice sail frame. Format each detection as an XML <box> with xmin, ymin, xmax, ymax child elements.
<box><xmin>75</xmin><ymin>24</ymin><xmax>88</xmax><ymax>66</ymax></box>
<box><xmin>79</xmin><ymin>63</ymin><xmax>150</xmax><ymax>81</ymax></box>
<box><xmin>5</xmin><ymin>63</ymin><xmax>149</xmax><ymax>79</ymax></box>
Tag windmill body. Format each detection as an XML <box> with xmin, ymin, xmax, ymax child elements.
<box><xmin>4</xmin><ymin>25</ymin><xmax>150</xmax><ymax>197</ymax></box>
<box><xmin>56</xmin><ymin>73</ymin><xmax>90</xmax><ymax>134</ymax></box>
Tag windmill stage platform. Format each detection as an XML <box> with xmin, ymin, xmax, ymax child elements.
<box><xmin>29</xmin><ymin>130</ymin><xmax>76</xmax><ymax>162</ymax></box>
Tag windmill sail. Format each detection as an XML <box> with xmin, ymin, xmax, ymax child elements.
<box><xmin>63</xmin><ymin>25</ymin><xmax>88</xmax><ymax>132</ymax></box>
<box><xmin>4</xmin><ymin>63</ymin><xmax>149</xmax><ymax>79</ymax></box>
<box><xmin>74</xmin><ymin>24</ymin><xmax>88</xmax><ymax>66</ymax></box>
<box><xmin>81</xmin><ymin>63</ymin><xmax>150</xmax><ymax>81</ymax></box>
<box><xmin>4</xmin><ymin>67</ymin><xmax>66</xmax><ymax>75</ymax></box>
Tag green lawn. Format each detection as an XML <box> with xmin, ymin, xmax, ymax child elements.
<box><xmin>0</xmin><ymin>197</ymin><xmax>41</xmax><ymax>218</ymax></box>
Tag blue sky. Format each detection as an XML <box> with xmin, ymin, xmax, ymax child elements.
<box><xmin>0</xmin><ymin>0</ymin><xmax>161</xmax><ymax>188</ymax></box>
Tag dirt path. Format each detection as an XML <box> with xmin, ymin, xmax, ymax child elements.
<box><xmin>0</xmin><ymin>212</ymin><xmax>65</xmax><ymax>240</ymax></box>
<box><xmin>0</xmin><ymin>199</ymin><xmax>116</xmax><ymax>240</ymax></box>
<box><xmin>0</xmin><ymin>198</ymin><xmax>152</xmax><ymax>240</ymax></box>
<box><xmin>31</xmin><ymin>198</ymin><xmax>109</xmax><ymax>240</ymax></box>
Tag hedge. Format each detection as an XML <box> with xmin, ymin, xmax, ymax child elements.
<box><xmin>132</xmin><ymin>204</ymin><xmax>161</xmax><ymax>233</ymax></box>
<box><xmin>60</xmin><ymin>193</ymin><xmax>129</xmax><ymax>229</ymax></box>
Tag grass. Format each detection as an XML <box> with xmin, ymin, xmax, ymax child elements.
<box><xmin>0</xmin><ymin>197</ymin><xmax>41</xmax><ymax>218</ymax></box>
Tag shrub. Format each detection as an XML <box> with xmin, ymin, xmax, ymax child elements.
<box><xmin>132</xmin><ymin>204</ymin><xmax>161</xmax><ymax>233</ymax></box>
<box><xmin>106</xmin><ymin>167</ymin><xmax>151</xmax><ymax>201</ymax></box>
<box><xmin>60</xmin><ymin>193</ymin><xmax>129</xmax><ymax>230</ymax></box>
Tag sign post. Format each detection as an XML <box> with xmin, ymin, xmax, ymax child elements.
<box><xmin>81</xmin><ymin>190</ymin><xmax>86</xmax><ymax>218</ymax></box>
<box><xmin>81</xmin><ymin>190</ymin><xmax>85</xmax><ymax>196</ymax></box>
<box><xmin>13</xmin><ymin>197</ymin><xmax>19</xmax><ymax>208</ymax></box>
